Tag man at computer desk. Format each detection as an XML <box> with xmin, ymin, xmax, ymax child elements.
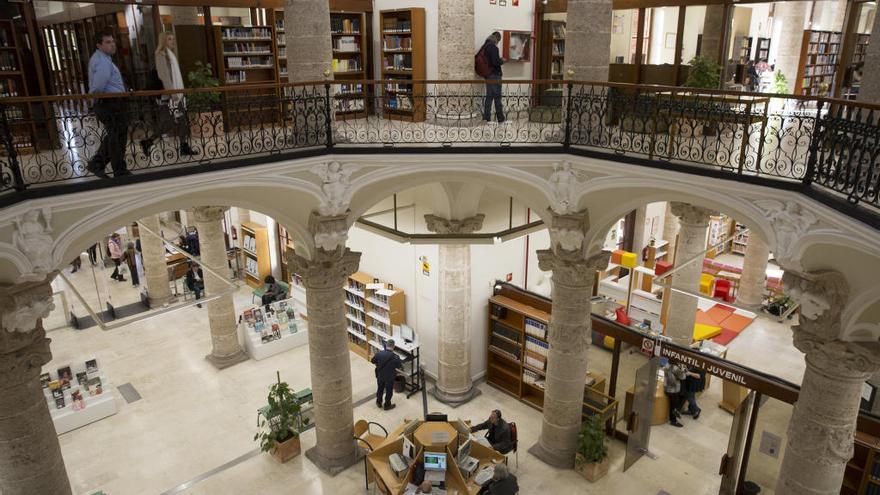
<box><xmin>470</xmin><ymin>409</ymin><xmax>513</xmax><ymax>454</ymax></box>
<box><xmin>478</xmin><ymin>464</ymin><xmax>519</xmax><ymax>495</ymax></box>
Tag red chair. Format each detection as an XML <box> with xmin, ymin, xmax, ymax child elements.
<box><xmin>714</xmin><ymin>279</ymin><xmax>735</xmax><ymax>302</ymax></box>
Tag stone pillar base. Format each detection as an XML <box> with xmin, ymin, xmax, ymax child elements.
<box><xmin>430</xmin><ymin>385</ymin><xmax>481</xmax><ymax>407</ymax></box>
<box><xmin>528</xmin><ymin>441</ymin><xmax>574</xmax><ymax>469</ymax></box>
<box><xmin>147</xmin><ymin>294</ymin><xmax>174</xmax><ymax>308</ymax></box>
<box><xmin>204</xmin><ymin>349</ymin><xmax>248</xmax><ymax>370</ymax></box>
<box><xmin>305</xmin><ymin>444</ymin><xmax>365</xmax><ymax>476</ymax></box>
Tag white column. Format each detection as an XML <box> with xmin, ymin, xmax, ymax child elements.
<box><xmin>139</xmin><ymin>215</ymin><xmax>173</xmax><ymax>306</ymax></box>
<box><xmin>0</xmin><ymin>279</ymin><xmax>72</xmax><ymax>495</ymax></box>
<box><xmin>736</xmin><ymin>231</ymin><xmax>770</xmax><ymax>310</ymax></box>
<box><xmin>662</xmin><ymin>202</ymin><xmax>680</xmax><ymax>262</ymax></box>
<box><xmin>774</xmin><ymin>1</ymin><xmax>809</xmax><ymax>93</ymax></box>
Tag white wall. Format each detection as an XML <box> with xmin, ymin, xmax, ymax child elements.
<box><xmin>610</xmin><ymin>10</ymin><xmax>635</xmax><ymax>64</ymax></box>
<box><xmin>681</xmin><ymin>6</ymin><xmax>705</xmax><ymax>64</ymax></box>
<box><xmin>373</xmin><ymin>1</ymin><xmax>440</xmax><ymax>79</ymax></box>
<box><xmin>746</xmin><ymin>4</ymin><xmax>772</xmax><ymax>60</ymax></box>
<box><xmin>474</xmin><ymin>0</ymin><xmax>536</xmax><ymax>80</ymax></box>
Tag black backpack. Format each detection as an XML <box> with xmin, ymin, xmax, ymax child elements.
<box><xmin>146</xmin><ymin>68</ymin><xmax>164</xmax><ymax>91</ymax></box>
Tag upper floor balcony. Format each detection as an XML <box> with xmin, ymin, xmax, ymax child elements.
<box><xmin>1</xmin><ymin>79</ymin><xmax>878</xmax><ymax>227</ymax></box>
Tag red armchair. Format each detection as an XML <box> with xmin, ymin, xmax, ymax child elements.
<box><xmin>713</xmin><ymin>279</ymin><xmax>735</xmax><ymax>302</ymax></box>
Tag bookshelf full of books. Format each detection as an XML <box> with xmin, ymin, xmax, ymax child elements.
<box><xmin>795</xmin><ymin>30</ymin><xmax>843</xmax><ymax>96</ymax></box>
<box><xmin>241</xmin><ymin>222</ymin><xmax>271</xmax><ymax>289</ymax></box>
<box><xmin>345</xmin><ymin>271</ymin><xmax>406</xmax><ymax>360</ymax></box>
<box><xmin>537</xmin><ymin>19</ymin><xmax>566</xmax><ymax>105</ymax></box>
<box><xmin>274</xmin><ymin>9</ymin><xmax>288</xmax><ymax>80</ymax></box>
<box><xmin>0</xmin><ymin>19</ymin><xmax>38</xmax><ymax>153</ymax></box>
<box><xmin>754</xmin><ymin>37</ymin><xmax>771</xmax><ymax>62</ymax></box>
<box><xmin>843</xmin><ymin>431</ymin><xmax>880</xmax><ymax>494</ymax></box>
<box><xmin>214</xmin><ymin>26</ymin><xmax>280</xmax><ymax>127</ymax></box>
<box><xmin>380</xmin><ymin>8</ymin><xmax>426</xmax><ymax>122</ymax></box>
<box><xmin>331</xmin><ymin>11</ymin><xmax>369</xmax><ymax>119</ymax></box>
<box><xmin>238</xmin><ymin>297</ymin><xmax>308</xmax><ymax>360</ymax></box>
<box><xmin>41</xmin><ymin>358</ymin><xmax>118</xmax><ymax>435</ymax></box>
<box><xmin>844</xmin><ymin>33</ymin><xmax>870</xmax><ymax>100</ymax></box>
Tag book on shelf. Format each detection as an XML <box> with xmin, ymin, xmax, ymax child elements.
<box><xmin>333</xmin><ymin>36</ymin><xmax>359</xmax><ymax>52</ymax></box>
<box><xmin>552</xmin><ymin>24</ymin><xmax>566</xmax><ymax>38</ymax></box>
<box><xmin>525</xmin><ymin>335</ymin><xmax>549</xmax><ymax>356</ymax></box>
<box><xmin>332</xmin><ymin>58</ymin><xmax>361</xmax><ymax>72</ymax></box>
<box><xmin>87</xmin><ymin>377</ymin><xmax>103</xmax><ymax>396</ymax></box>
<box><xmin>85</xmin><ymin>359</ymin><xmax>99</xmax><ymax>374</ymax></box>
<box><xmin>40</xmin><ymin>373</ymin><xmax>51</xmax><ymax>388</ymax></box>
<box><xmin>55</xmin><ymin>396</ymin><xmax>65</xmax><ymax>409</ymax></box>
<box><xmin>57</xmin><ymin>366</ymin><xmax>73</xmax><ymax>389</ymax></box>
<box><xmin>76</xmin><ymin>371</ymin><xmax>88</xmax><ymax>387</ymax></box>
<box><xmin>384</xmin><ymin>36</ymin><xmax>412</xmax><ymax>50</ymax></box>
<box><xmin>385</xmin><ymin>54</ymin><xmax>412</xmax><ymax>70</ymax></box>
<box><xmin>331</xmin><ymin>17</ymin><xmax>360</xmax><ymax>34</ymax></box>
<box><xmin>222</xmin><ymin>27</ymin><xmax>272</xmax><ymax>40</ymax></box>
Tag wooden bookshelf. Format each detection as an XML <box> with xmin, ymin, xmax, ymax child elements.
<box><xmin>0</xmin><ymin>19</ymin><xmax>36</xmax><ymax>153</ymax></box>
<box><xmin>380</xmin><ymin>8</ymin><xmax>426</xmax><ymax>122</ymax></box>
<box><xmin>843</xmin><ymin>33</ymin><xmax>870</xmax><ymax>100</ymax></box>
<box><xmin>795</xmin><ymin>30</ymin><xmax>842</xmax><ymax>97</ymax></box>
<box><xmin>487</xmin><ymin>293</ymin><xmax>613</xmax><ymax>420</ymax></box>
<box><xmin>331</xmin><ymin>11</ymin><xmax>369</xmax><ymax>119</ymax></box>
<box><xmin>213</xmin><ymin>25</ymin><xmax>280</xmax><ymax>127</ymax></box>
<box><xmin>842</xmin><ymin>431</ymin><xmax>880</xmax><ymax>495</ymax></box>
<box><xmin>730</xmin><ymin>222</ymin><xmax>749</xmax><ymax>255</ymax></box>
<box><xmin>273</xmin><ymin>10</ymin><xmax>287</xmax><ymax>81</ymax></box>
<box><xmin>754</xmin><ymin>37</ymin><xmax>771</xmax><ymax>62</ymax></box>
<box><xmin>345</xmin><ymin>271</ymin><xmax>406</xmax><ymax>360</ymax></box>
<box><xmin>240</xmin><ymin>222</ymin><xmax>271</xmax><ymax>289</ymax></box>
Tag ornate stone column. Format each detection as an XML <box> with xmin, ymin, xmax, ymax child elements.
<box><xmin>138</xmin><ymin>215</ymin><xmax>173</xmax><ymax>307</ymax></box>
<box><xmin>193</xmin><ymin>206</ymin><xmax>247</xmax><ymax>370</ymax></box>
<box><xmin>565</xmin><ymin>0</ymin><xmax>612</xmax><ymax>81</ymax></box>
<box><xmin>700</xmin><ymin>5</ymin><xmax>727</xmax><ymax>64</ymax></box>
<box><xmin>289</xmin><ymin>212</ymin><xmax>362</xmax><ymax>475</ymax></box>
<box><xmin>735</xmin><ymin>231</ymin><xmax>770</xmax><ymax>311</ymax></box>
<box><xmin>662</xmin><ymin>202</ymin><xmax>680</xmax><ymax>262</ymax></box>
<box><xmin>774</xmin><ymin>2</ymin><xmax>809</xmax><ymax>93</ymax></box>
<box><xmin>0</xmin><ymin>280</ymin><xmax>72</xmax><ymax>495</ymax></box>
<box><xmin>859</xmin><ymin>7</ymin><xmax>880</xmax><ymax>103</ymax></box>
<box><xmin>425</xmin><ymin>214</ymin><xmax>485</xmax><ymax>405</ymax></box>
<box><xmin>776</xmin><ymin>270</ymin><xmax>880</xmax><ymax>495</ymax></box>
<box><xmin>528</xmin><ymin>210</ymin><xmax>610</xmax><ymax>468</ymax></box>
<box><xmin>437</xmin><ymin>0</ymin><xmax>478</xmax><ymax>123</ymax></box>
<box><xmin>664</xmin><ymin>202</ymin><xmax>714</xmax><ymax>346</ymax></box>
<box><xmin>284</xmin><ymin>0</ymin><xmax>332</xmax><ymax>83</ymax></box>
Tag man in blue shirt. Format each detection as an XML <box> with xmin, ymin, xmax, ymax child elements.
<box><xmin>87</xmin><ymin>29</ymin><xmax>130</xmax><ymax>178</ymax></box>
<box><xmin>481</xmin><ymin>32</ymin><xmax>505</xmax><ymax>123</ymax></box>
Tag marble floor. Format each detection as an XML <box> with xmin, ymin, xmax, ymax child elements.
<box><xmin>42</xmin><ymin>258</ymin><xmax>803</xmax><ymax>495</ymax></box>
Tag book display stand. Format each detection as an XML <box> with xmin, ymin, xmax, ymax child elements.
<box><xmin>42</xmin><ymin>358</ymin><xmax>118</xmax><ymax>435</ymax></box>
<box><xmin>238</xmin><ymin>297</ymin><xmax>309</xmax><ymax>361</ymax></box>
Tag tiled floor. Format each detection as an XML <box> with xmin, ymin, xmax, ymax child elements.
<box><xmin>43</xmin><ymin>258</ymin><xmax>803</xmax><ymax>495</ymax></box>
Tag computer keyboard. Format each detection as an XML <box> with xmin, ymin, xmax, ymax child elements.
<box><xmin>474</xmin><ymin>466</ymin><xmax>494</xmax><ymax>485</ymax></box>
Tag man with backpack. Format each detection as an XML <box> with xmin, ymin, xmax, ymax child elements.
<box><xmin>475</xmin><ymin>32</ymin><xmax>505</xmax><ymax>123</ymax></box>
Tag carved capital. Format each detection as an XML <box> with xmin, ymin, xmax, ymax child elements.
<box><xmin>537</xmin><ymin>250</ymin><xmax>609</xmax><ymax>287</ymax></box>
<box><xmin>289</xmin><ymin>248</ymin><xmax>361</xmax><ymax>291</ymax></box>
<box><xmin>192</xmin><ymin>206</ymin><xmax>229</xmax><ymax>223</ymax></box>
<box><xmin>424</xmin><ymin>214</ymin><xmax>485</xmax><ymax>234</ymax></box>
<box><xmin>548</xmin><ymin>161</ymin><xmax>585</xmax><ymax>215</ymax></box>
<box><xmin>0</xmin><ymin>330</ymin><xmax>51</xmax><ymax>387</ymax></box>
<box><xmin>311</xmin><ymin>161</ymin><xmax>359</xmax><ymax>216</ymax></box>
<box><xmin>784</xmin><ymin>270</ymin><xmax>848</xmax><ymax>342</ymax></box>
<box><xmin>755</xmin><ymin>199</ymin><xmax>818</xmax><ymax>268</ymax></box>
<box><xmin>546</xmin><ymin>208</ymin><xmax>590</xmax><ymax>255</ymax></box>
<box><xmin>12</xmin><ymin>207</ymin><xmax>55</xmax><ymax>280</ymax></box>
<box><xmin>308</xmin><ymin>211</ymin><xmax>350</xmax><ymax>252</ymax></box>
<box><xmin>0</xmin><ymin>280</ymin><xmax>54</xmax><ymax>374</ymax></box>
<box><xmin>670</xmin><ymin>202</ymin><xmax>715</xmax><ymax>226</ymax></box>
<box><xmin>795</xmin><ymin>334</ymin><xmax>880</xmax><ymax>379</ymax></box>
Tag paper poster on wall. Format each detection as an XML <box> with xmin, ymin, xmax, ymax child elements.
<box><xmin>490</xmin><ymin>0</ymin><xmax>496</xmax><ymax>4</ymax></box>
<box><xmin>503</xmin><ymin>31</ymin><xmax>532</xmax><ymax>62</ymax></box>
<box><xmin>420</xmin><ymin>256</ymin><xmax>430</xmax><ymax>276</ymax></box>
<box><xmin>499</xmin><ymin>0</ymin><xmax>506</xmax><ymax>5</ymax></box>
<box><xmin>612</xmin><ymin>13</ymin><xmax>624</xmax><ymax>34</ymax></box>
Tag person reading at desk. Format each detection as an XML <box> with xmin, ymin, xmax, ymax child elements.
<box><xmin>478</xmin><ymin>464</ymin><xmax>518</xmax><ymax>495</ymax></box>
<box><xmin>416</xmin><ymin>480</ymin><xmax>434</xmax><ymax>494</ymax></box>
<box><xmin>470</xmin><ymin>409</ymin><xmax>513</xmax><ymax>454</ymax></box>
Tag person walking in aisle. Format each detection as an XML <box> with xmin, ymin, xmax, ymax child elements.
<box><xmin>371</xmin><ymin>339</ymin><xmax>402</xmax><ymax>410</ymax></box>
<box><xmin>141</xmin><ymin>32</ymin><xmax>197</xmax><ymax>157</ymax></box>
<box><xmin>87</xmin><ymin>242</ymin><xmax>99</xmax><ymax>266</ymax></box>
<box><xmin>185</xmin><ymin>262</ymin><xmax>204</xmax><ymax>308</ymax></box>
<box><xmin>662</xmin><ymin>358</ymin><xmax>686</xmax><ymax>427</ymax></box>
<box><xmin>121</xmin><ymin>242</ymin><xmax>141</xmax><ymax>287</ymax></box>
<box><xmin>108</xmin><ymin>233</ymin><xmax>126</xmax><ymax>282</ymax></box>
<box><xmin>479</xmin><ymin>32</ymin><xmax>505</xmax><ymax>123</ymax></box>
<box><xmin>87</xmin><ymin>29</ymin><xmax>130</xmax><ymax>179</ymax></box>
<box><xmin>680</xmin><ymin>366</ymin><xmax>705</xmax><ymax>419</ymax></box>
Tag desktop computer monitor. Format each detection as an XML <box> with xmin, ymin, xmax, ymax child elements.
<box><xmin>424</xmin><ymin>452</ymin><xmax>447</xmax><ymax>471</ymax></box>
<box><xmin>457</xmin><ymin>438</ymin><xmax>472</xmax><ymax>463</ymax></box>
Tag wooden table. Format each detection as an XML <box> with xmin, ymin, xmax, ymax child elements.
<box><xmin>624</xmin><ymin>376</ymin><xmax>669</xmax><ymax>427</ymax></box>
<box><xmin>366</xmin><ymin>419</ymin><xmax>505</xmax><ymax>495</ymax></box>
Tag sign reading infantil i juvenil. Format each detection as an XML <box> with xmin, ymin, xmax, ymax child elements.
<box><xmin>659</xmin><ymin>346</ymin><xmax>748</xmax><ymax>386</ymax></box>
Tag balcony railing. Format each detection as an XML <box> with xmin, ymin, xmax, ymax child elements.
<box><xmin>0</xmin><ymin>80</ymin><xmax>878</xmax><ymax>215</ymax></box>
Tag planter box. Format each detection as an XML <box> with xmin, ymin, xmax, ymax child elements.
<box><xmin>575</xmin><ymin>454</ymin><xmax>609</xmax><ymax>482</ymax></box>
<box><xmin>270</xmin><ymin>435</ymin><xmax>301</xmax><ymax>463</ymax></box>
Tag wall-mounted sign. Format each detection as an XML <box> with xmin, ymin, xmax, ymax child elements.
<box><xmin>419</xmin><ymin>256</ymin><xmax>430</xmax><ymax>276</ymax></box>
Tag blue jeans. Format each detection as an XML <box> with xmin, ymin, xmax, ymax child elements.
<box><xmin>682</xmin><ymin>390</ymin><xmax>700</xmax><ymax>414</ymax></box>
<box><xmin>483</xmin><ymin>74</ymin><xmax>504</xmax><ymax>122</ymax></box>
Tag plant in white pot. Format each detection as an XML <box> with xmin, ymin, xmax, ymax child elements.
<box><xmin>254</xmin><ymin>371</ymin><xmax>308</xmax><ymax>463</ymax></box>
<box><xmin>574</xmin><ymin>415</ymin><xmax>610</xmax><ymax>482</ymax></box>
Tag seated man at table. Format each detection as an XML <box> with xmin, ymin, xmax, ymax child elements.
<box><xmin>478</xmin><ymin>464</ymin><xmax>518</xmax><ymax>495</ymax></box>
<box><xmin>470</xmin><ymin>409</ymin><xmax>513</xmax><ymax>454</ymax></box>
<box><xmin>416</xmin><ymin>480</ymin><xmax>434</xmax><ymax>494</ymax></box>
<box><xmin>184</xmin><ymin>262</ymin><xmax>204</xmax><ymax>308</ymax></box>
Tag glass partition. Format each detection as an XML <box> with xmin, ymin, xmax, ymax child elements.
<box><xmin>610</xmin><ymin>9</ymin><xmax>637</xmax><ymax>63</ymax></box>
<box><xmin>742</xmin><ymin>396</ymin><xmax>794</xmax><ymax>493</ymax></box>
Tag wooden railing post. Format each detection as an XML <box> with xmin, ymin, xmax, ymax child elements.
<box><xmin>563</xmin><ymin>82</ymin><xmax>574</xmax><ymax>148</ymax></box>
<box><xmin>324</xmin><ymin>83</ymin><xmax>333</xmax><ymax>149</ymax></box>
<box><xmin>0</xmin><ymin>103</ymin><xmax>26</xmax><ymax>191</ymax></box>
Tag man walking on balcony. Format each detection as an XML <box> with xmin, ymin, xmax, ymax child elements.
<box><xmin>87</xmin><ymin>29</ymin><xmax>130</xmax><ymax>178</ymax></box>
<box><xmin>479</xmin><ymin>32</ymin><xmax>505</xmax><ymax>123</ymax></box>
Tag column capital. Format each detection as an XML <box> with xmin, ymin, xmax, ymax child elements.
<box><xmin>289</xmin><ymin>247</ymin><xmax>361</xmax><ymax>291</ymax></box>
<box><xmin>0</xmin><ymin>279</ymin><xmax>54</xmax><ymax>385</ymax></box>
<box><xmin>755</xmin><ymin>199</ymin><xmax>819</xmax><ymax>270</ymax></box>
<box><xmin>307</xmin><ymin>211</ymin><xmax>350</xmax><ymax>252</ymax></box>
<box><xmin>784</xmin><ymin>270</ymin><xmax>848</xmax><ymax>342</ymax></box>
<box><xmin>192</xmin><ymin>206</ymin><xmax>229</xmax><ymax>223</ymax></box>
<box><xmin>537</xmin><ymin>249</ymin><xmax>609</xmax><ymax>287</ymax></box>
<box><xmin>545</xmin><ymin>207</ymin><xmax>589</xmax><ymax>255</ymax></box>
<box><xmin>796</xmin><ymin>335</ymin><xmax>880</xmax><ymax>379</ymax></box>
<box><xmin>670</xmin><ymin>202</ymin><xmax>715</xmax><ymax>226</ymax></box>
<box><xmin>424</xmin><ymin>214</ymin><xmax>485</xmax><ymax>234</ymax></box>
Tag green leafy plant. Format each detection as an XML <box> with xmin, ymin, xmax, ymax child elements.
<box><xmin>575</xmin><ymin>415</ymin><xmax>608</xmax><ymax>465</ymax></box>
<box><xmin>186</xmin><ymin>61</ymin><xmax>220</xmax><ymax>112</ymax></box>
<box><xmin>774</xmin><ymin>71</ymin><xmax>788</xmax><ymax>95</ymax></box>
<box><xmin>765</xmin><ymin>294</ymin><xmax>793</xmax><ymax>316</ymax></box>
<box><xmin>685</xmin><ymin>56</ymin><xmax>722</xmax><ymax>89</ymax></box>
<box><xmin>254</xmin><ymin>372</ymin><xmax>309</xmax><ymax>453</ymax></box>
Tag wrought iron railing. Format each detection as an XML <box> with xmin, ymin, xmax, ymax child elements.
<box><xmin>0</xmin><ymin>80</ymin><xmax>877</xmax><ymax>214</ymax></box>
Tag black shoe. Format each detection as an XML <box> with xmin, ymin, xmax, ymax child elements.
<box><xmin>680</xmin><ymin>410</ymin><xmax>692</xmax><ymax>416</ymax></box>
<box><xmin>88</xmin><ymin>163</ymin><xmax>110</xmax><ymax>179</ymax></box>
<box><xmin>71</xmin><ymin>268</ymin><xmax>77</xmax><ymax>273</ymax></box>
<box><xmin>140</xmin><ymin>139</ymin><xmax>153</xmax><ymax>156</ymax></box>
<box><xmin>180</xmin><ymin>143</ymin><xmax>198</xmax><ymax>156</ymax></box>
<box><xmin>117</xmin><ymin>277</ymin><xmax>127</xmax><ymax>282</ymax></box>
<box><xmin>670</xmin><ymin>421</ymin><xmax>684</xmax><ymax>428</ymax></box>
<box><xmin>693</xmin><ymin>410</ymin><xmax>701</xmax><ymax>420</ymax></box>
<box><xmin>196</xmin><ymin>303</ymin><xmax>202</xmax><ymax>308</ymax></box>
<box><xmin>114</xmin><ymin>170</ymin><xmax>132</xmax><ymax>177</ymax></box>
<box><xmin>497</xmin><ymin>118</ymin><xmax>506</xmax><ymax>123</ymax></box>
<box><xmin>376</xmin><ymin>400</ymin><xmax>382</xmax><ymax>408</ymax></box>
<box><xmin>383</xmin><ymin>403</ymin><xmax>396</xmax><ymax>411</ymax></box>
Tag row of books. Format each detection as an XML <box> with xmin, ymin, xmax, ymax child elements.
<box><xmin>333</xmin><ymin>37</ymin><xmax>360</xmax><ymax>52</ymax></box>
<box><xmin>385</xmin><ymin>54</ymin><xmax>412</xmax><ymax>71</ymax></box>
<box><xmin>370</xmin><ymin>306</ymin><xmax>390</xmax><ymax>321</ymax></box>
<box><xmin>0</xmin><ymin>79</ymin><xmax>20</xmax><ymax>97</ymax></box>
<box><xmin>226</xmin><ymin>71</ymin><xmax>252</xmax><ymax>84</ymax></box>
<box><xmin>348</xmin><ymin>320</ymin><xmax>367</xmax><ymax>337</ymax></box>
<box><xmin>332</xmin><ymin>58</ymin><xmax>362</xmax><ymax>72</ymax></box>
<box><xmin>245</xmin><ymin>257</ymin><xmax>259</xmax><ymax>277</ymax></box>
<box><xmin>346</xmin><ymin>305</ymin><xmax>365</xmax><ymax>324</ymax></box>
<box><xmin>385</xmin><ymin>95</ymin><xmax>413</xmax><ymax>111</ymax></box>
<box><xmin>524</xmin><ymin>317</ymin><xmax>547</xmax><ymax>340</ymax></box>
<box><xmin>523</xmin><ymin>369</ymin><xmax>545</xmax><ymax>388</ymax></box>
<box><xmin>809</xmin><ymin>31</ymin><xmax>842</xmax><ymax>43</ymax></box>
<box><xmin>383</xmin><ymin>20</ymin><xmax>412</xmax><ymax>33</ymax></box>
<box><xmin>550</xmin><ymin>59</ymin><xmax>564</xmax><ymax>77</ymax></box>
<box><xmin>222</xmin><ymin>27</ymin><xmax>272</xmax><ymax>40</ymax></box>
<box><xmin>385</xmin><ymin>82</ymin><xmax>412</xmax><ymax>93</ymax></box>
<box><xmin>224</xmin><ymin>43</ymin><xmax>271</xmax><ymax>54</ymax></box>
<box><xmin>347</xmin><ymin>279</ymin><xmax>365</xmax><ymax>294</ymax></box>
<box><xmin>372</xmin><ymin>319</ymin><xmax>391</xmax><ymax>335</ymax></box>
<box><xmin>552</xmin><ymin>40</ymin><xmax>565</xmax><ymax>57</ymax></box>
<box><xmin>525</xmin><ymin>350</ymin><xmax>546</xmax><ymax>371</ymax></box>
<box><xmin>226</xmin><ymin>56</ymin><xmax>273</xmax><ymax>69</ymax></box>
<box><xmin>345</xmin><ymin>291</ymin><xmax>364</xmax><ymax>309</ymax></box>
<box><xmin>0</xmin><ymin>52</ymin><xmax>18</xmax><ymax>71</ymax></box>
<box><xmin>807</xmin><ymin>54</ymin><xmax>839</xmax><ymax>65</ymax></box>
<box><xmin>526</xmin><ymin>335</ymin><xmax>550</xmax><ymax>357</ymax></box>
<box><xmin>337</xmin><ymin>83</ymin><xmax>363</xmax><ymax>96</ymax></box>
<box><xmin>804</xmin><ymin>66</ymin><xmax>835</xmax><ymax>76</ymax></box>
<box><xmin>384</xmin><ymin>36</ymin><xmax>413</xmax><ymax>50</ymax></box>
<box><xmin>2</xmin><ymin>106</ymin><xmax>24</xmax><ymax>121</ymax></box>
<box><xmin>552</xmin><ymin>24</ymin><xmax>566</xmax><ymax>38</ymax></box>
<box><xmin>331</xmin><ymin>17</ymin><xmax>361</xmax><ymax>34</ymax></box>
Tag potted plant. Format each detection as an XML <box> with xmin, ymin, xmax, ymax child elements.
<box><xmin>765</xmin><ymin>294</ymin><xmax>793</xmax><ymax>317</ymax></box>
<box><xmin>574</xmin><ymin>415</ymin><xmax>609</xmax><ymax>482</ymax></box>
<box><xmin>685</xmin><ymin>55</ymin><xmax>723</xmax><ymax>136</ymax></box>
<box><xmin>186</xmin><ymin>61</ymin><xmax>223</xmax><ymax>139</ymax></box>
<box><xmin>254</xmin><ymin>372</ymin><xmax>308</xmax><ymax>463</ymax></box>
